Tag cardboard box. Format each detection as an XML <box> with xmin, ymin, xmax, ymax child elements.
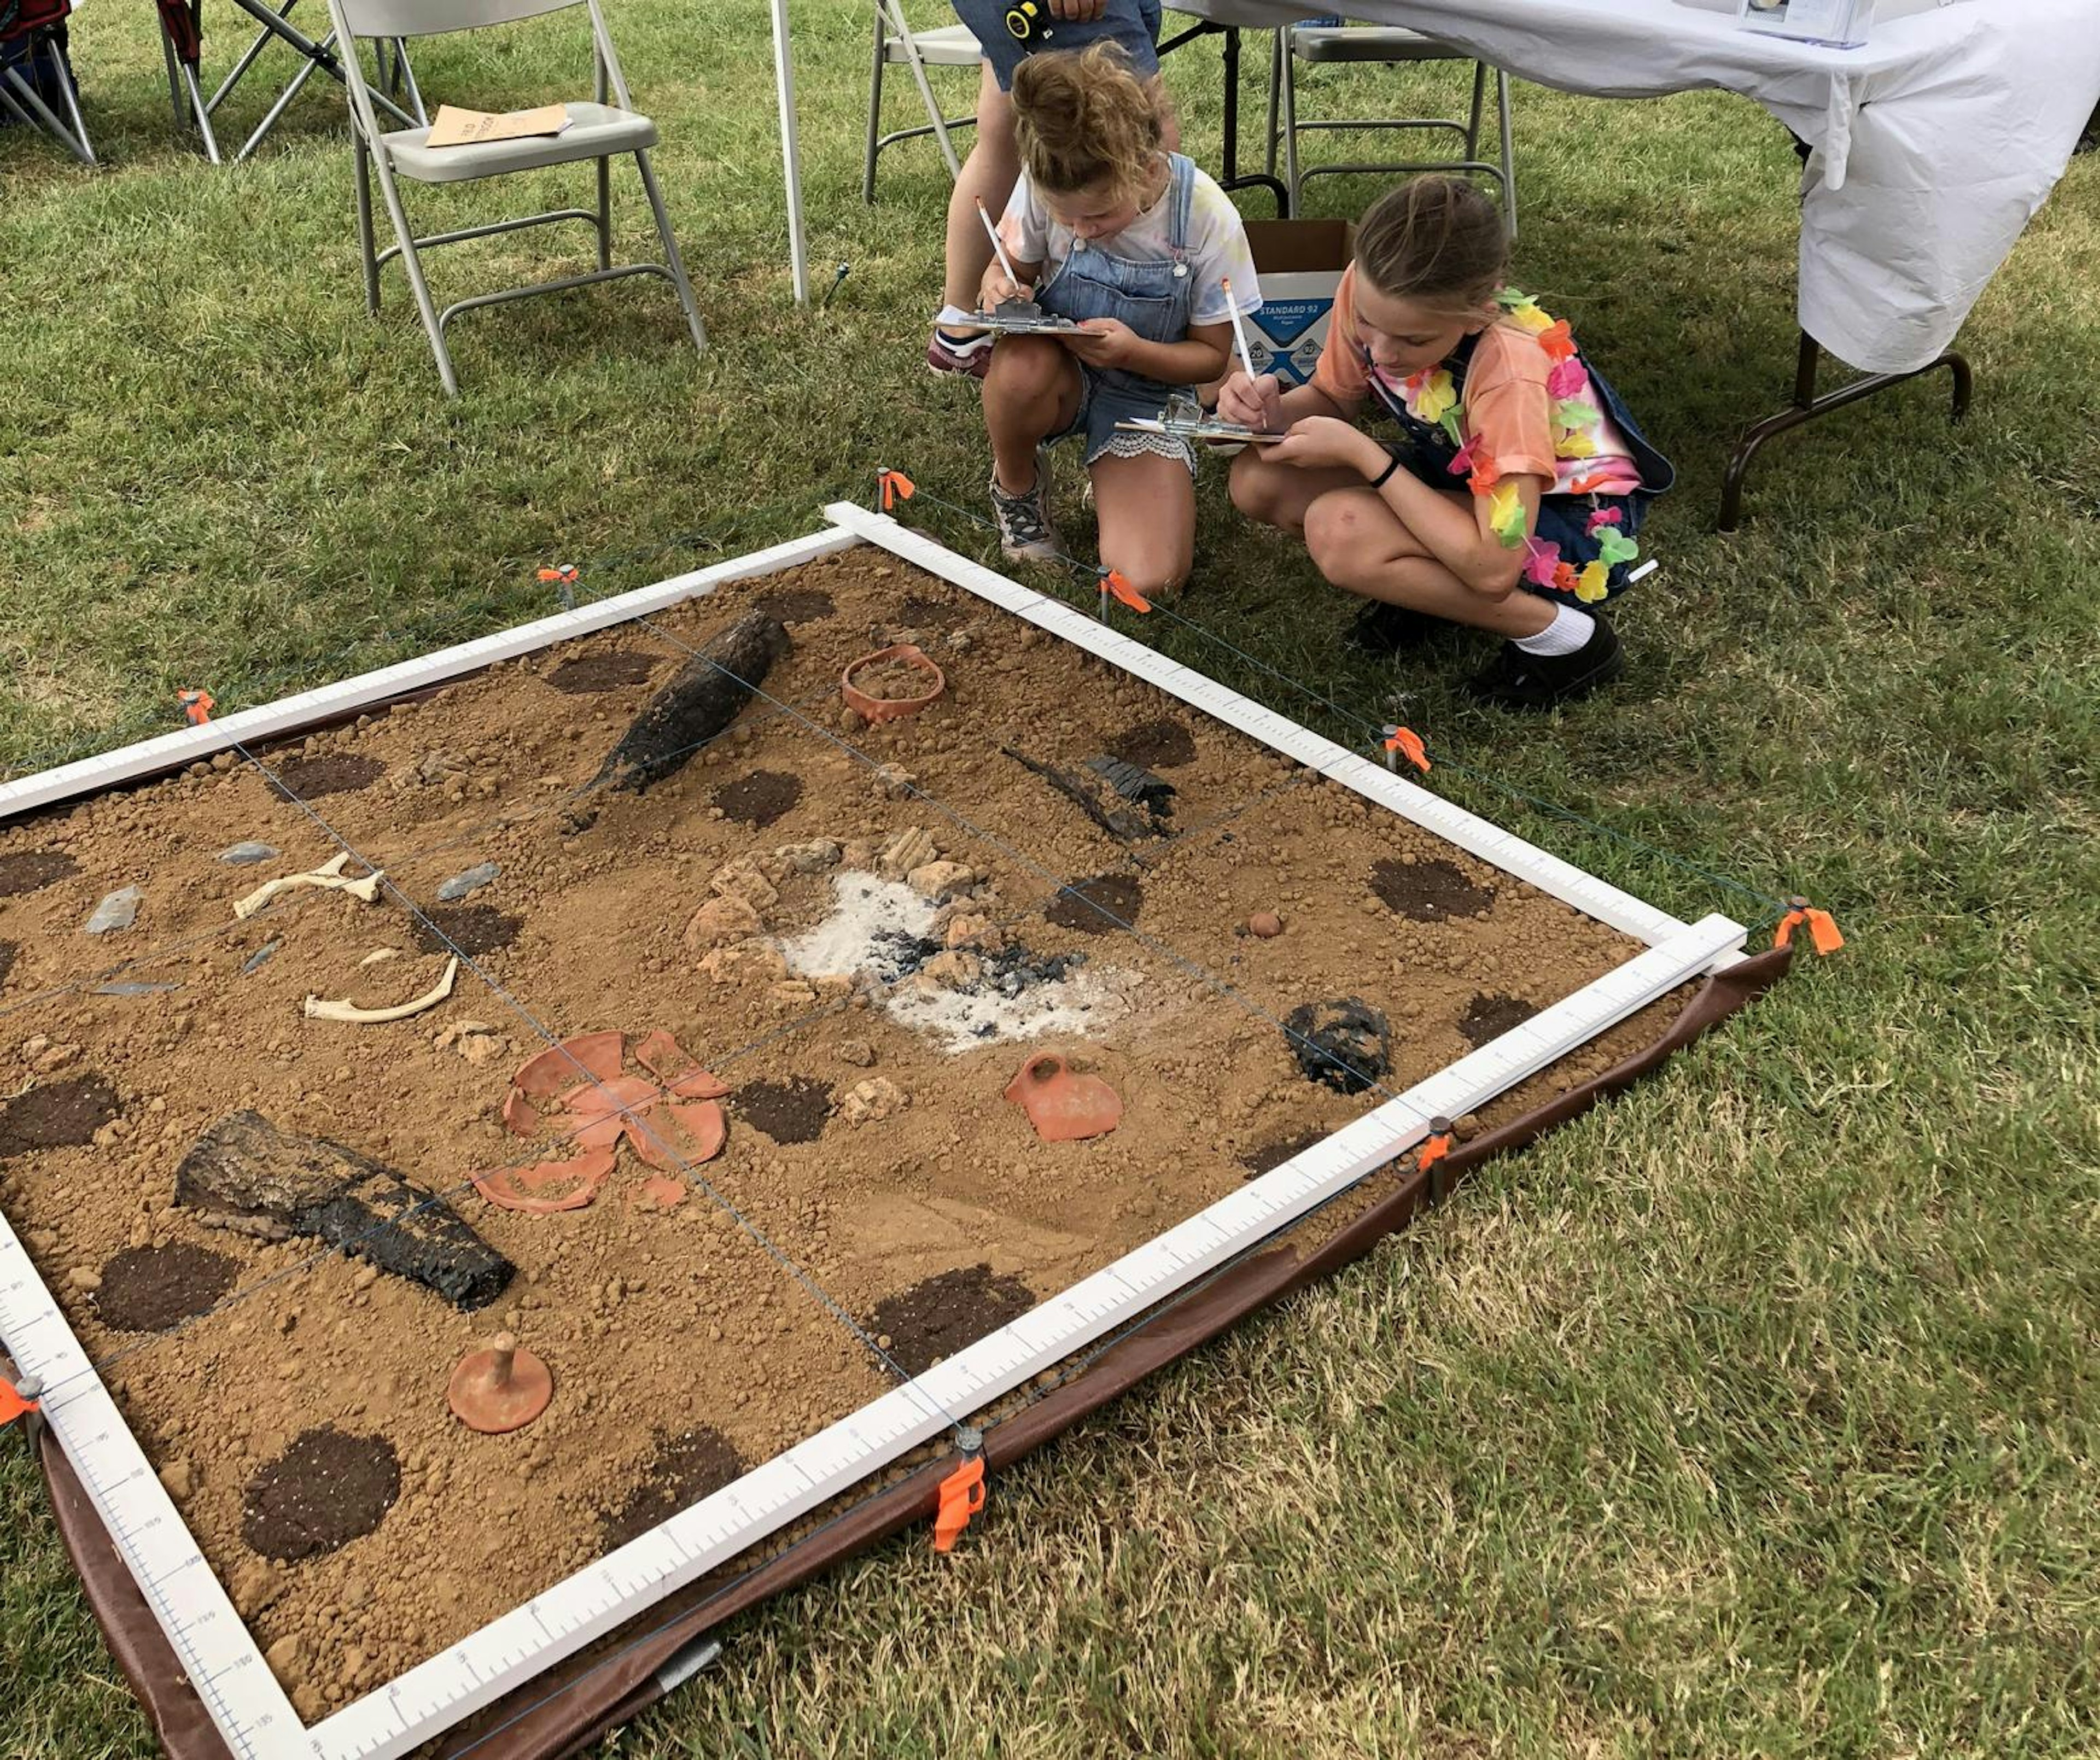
<box><xmin>1242</xmin><ymin>219</ymin><xmax>1355</xmax><ymax>386</ymax></box>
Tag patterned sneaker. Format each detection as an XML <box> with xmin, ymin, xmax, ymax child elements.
<box><xmin>927</xmin><ymin>326</ymin><xmax>994</xmax><ymax>380</ymax></box>
<box><xmin>990</xmin><ymin>467</ymin><xmax>1059</xmax><ymax>561</ymax></box>
<box><xmin>1463</xmin><ymin>612</ymin><xmax>1625</xmax><ymax>710</ymax></box>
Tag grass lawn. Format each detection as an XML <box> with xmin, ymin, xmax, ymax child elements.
<box><xmin>4</xmin><ymin>5</ymin><xmax>2097</xmax><ymax>1756</ymax></box>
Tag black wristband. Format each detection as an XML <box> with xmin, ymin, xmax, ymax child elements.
<box><xmin>1370</xmin><ymin>453</ymin><xmax>1402</xmax><ymax>490</ymax></box>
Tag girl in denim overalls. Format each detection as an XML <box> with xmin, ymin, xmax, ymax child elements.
<box><xmin>1221</xmin><ymin>176</ymin><xmax>1675</xmax><ymax>710</ymax></box>
<box><xmin>977</xmin><ymin>42</ymin><xmax>1262</xmax><ymax>600</ymax></box>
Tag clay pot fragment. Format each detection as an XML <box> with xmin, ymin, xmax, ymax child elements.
<box><xmin>842</xmin><ymin>644</ymin><xmax>946</xmax><ymax>725</ymax></box>
<box><xmin>1004</xmin><ymin>1053</ymin><xmax>1122</xmax><ymax>1143</ymax></box>
<box><xmin>448</xmin><ymin>1333</ymin><xmax>553</xmax><ymax>1434</ymax></box>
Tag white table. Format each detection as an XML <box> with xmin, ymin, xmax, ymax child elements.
<box><xmin>1163</xmin><ymin>0</ymin><xmax>2100</xmax><ymax>523</ymax></box>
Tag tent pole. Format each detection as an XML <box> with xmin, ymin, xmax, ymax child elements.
<box><xmin>768</xmin><ymin>0</ymin><xmax>811</xmax><ymax>306</ymax></box>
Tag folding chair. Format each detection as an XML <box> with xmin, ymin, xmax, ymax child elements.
<box><xmin>1269</xmin><ymin>20</ymin><xmax>1515</xmax><ymax>234</ymax></box>
<box><xmin>863</xmin><ymin>0</ymin><xmax>979</xmax><ymax>204</ymax></box>
<box><xmin>325</xmin><ymin>0</ymin><xmax>706</xmax><ymax>397</ymax></box>
<box><xmin>0</xmin><ymin>0</ymin><xmax>92</xmax><ymax>162</ymax></box>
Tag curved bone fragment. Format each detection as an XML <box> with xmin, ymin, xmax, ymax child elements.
<box><xmin>305</xmin><ymin>957</ymin><xmax>458</xmax><ymax>1024</ymax></box>
<box><xmin>235</xmin><ymin>852</ymin><xmax>386</xmax><ymax>920</ymax></box>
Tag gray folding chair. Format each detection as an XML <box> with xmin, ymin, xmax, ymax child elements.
<box><xmin>863</xmin><ymin>0</ymin><xmax>980</xmax><ymax>204</ymax></box>
<box><xmin>324</xmin><ymin>0</ymin><xmax>706</xmax><ymax>397</ymax></box>
<box><xmin>1270</xmin><ymin>21</ymin><xmax>1516</xmax><ymax>235</ymax></box>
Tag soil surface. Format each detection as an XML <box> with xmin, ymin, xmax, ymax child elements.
<box><xmin>0</xmin><ymin>545</ymin><xmax>1688</xmax><ymax>1718</ymax></box>
<box><xmin>1459</xmin><ymin>991</ymin><xmax>1539</xmax><ymax>1049</ymax></box>
<box><xmin>269</xmin><ymin>755</ymin><xmax>387</xmax><ymax>800</ymax></box>
<box><xmin>95</xmin><ymin>1242</ymin><xmax>239</xmax><ymax>1333</ymax></box>
<box><xmin>411</xmin><ymin>905</ymin><xmax>523</xmax><ymax>957</ymax></box>
<box><xmin>848</xmin><ymin>655</ymin><xmax>940</xmax><ymax>703</ymax></box>
<box><xmin>753</xmin><ymin>588</ymin><xmax>837</xmax><ymax>626</ymax></box>
<box><xmin>545</xmin><ymin>653</ymin><xmax>659</xmax><ymax>695</ymax></box>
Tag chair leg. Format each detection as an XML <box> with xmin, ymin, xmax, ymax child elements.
<box><xmin>52</xmin><ymin>51</ymin><xmax>95</xmax><ymax>165</ymax></box>
<box><xmin>597</xmin><ymin>155</ymin><xmax>612</xmax><ymax>271</ymax></box>
<box><xmin>161</xmin><ymin>28</ymin><xmax>184</xmax><ymax>125</ymax></box>
<box><xmin>1264</xmin><ymin>28</ymin><xmax>1282</xmax><ymax>182</ymax></box>
<box><xmin>1496</xmin><ymin>69</ymin><xmax>1516</xmax><ymax>241</ymax></box>
<box><xmin>1465</xmin><ymin>61</ymin><xmax>1486</xmax><ymax>159</ymax></box>
<box><xmin>634</xmin><ymin>148</ymin><xmax>707</xmax><ymax>357</ymax></box>
<box><xmin>863</xmin><ymin>6</ymin><xmax>886</xmax><ymax>205</ymax></box>
<box><xmin>1280</xmin><ymin>33</ymin><xmax>1301</xmax><ymax>217</ymax></box>
<box><xmin>354</xmin><ymin>131</ymin><xmax>381</xmax><ymax>312</ymax></box>
<box><xmin>392</xmin><ymin>38</ymin><xmax>427</xmax><ymax>126</ymax></box>
<box><xmin>370</xmin><ymin>152</ymin><xmax>459</xmax><ymax>395</ymax></box>
<box><xmin>180</xmin><ymin>60</ymin><xmax>223</xmax><ymax>163</ymax></box>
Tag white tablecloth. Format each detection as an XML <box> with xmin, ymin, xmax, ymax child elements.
<box><xmin>1167</xmin><ymin>0</ymin><xmax>2100</xmax><ymax>374</ymax></box>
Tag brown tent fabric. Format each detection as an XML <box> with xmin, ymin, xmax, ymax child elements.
<box><xmin>15</xmin><ymin>946</ymin><xmax>1792</xmax><ymax>1760</ymax></box>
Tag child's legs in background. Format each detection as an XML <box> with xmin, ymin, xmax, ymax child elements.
<box><xmin>983</xmin><ymin>337</ymin><xmax>1082</xmax><ymax>492</ymax></box>
<box><xmin>1090</xmin><ymin>450</ymin><xmax>1194</xmax><ymax>597</ymax></box>
<box><xmin>943</xmin><ymin>61</ymin><xmax>1019</xmax><ymax>313</ymax></box>
<box><xmin>1302</xmin><ymin>488</ymin><xmax>1554</xmax><ymax>639</ymax></box>
<box><xmin>1229</xmin><ymin>446</ymin><xmax>1363</xmax><ymax>533</ymax></box>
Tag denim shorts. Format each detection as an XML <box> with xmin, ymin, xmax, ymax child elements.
<box><xmin>1048</xmin><ymin>366</ymin><xmax>1197</xmax><ymax>473</ymax></box>
<box><xmin>951</xmin><ymin>0</ymin><xmax>1163</xmax><ymax>90</ymax></box>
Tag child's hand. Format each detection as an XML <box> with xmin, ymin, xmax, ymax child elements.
<box><xmin>1217</xmin><ymin>371</ymin><xmax>1282</xmax><ymax>432</ymax></box>
<box><xmin>1064</xmin><ymin>318</ymin><xmax>1140</xmax><ymax>368</ymax></box>
<box><xmin>1048</xmin><ymin>0</ymin><xmax>1109</xmax><ymax>15</ymax></box>
<box><xmin>978</xmin><ymin>268</ymin><xmax>1025</xmax><ymax>312</ymax></box>
<box><xmin>1262</xmin><ymin>416</ymin><xmax>1384</xmax><ymax>476</ymax></box>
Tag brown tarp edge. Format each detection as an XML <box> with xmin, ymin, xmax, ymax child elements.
<box><xmin>15</xmin><ymin>945</ymin><xmax>1793</xmax><ymax>1760</ymax></box>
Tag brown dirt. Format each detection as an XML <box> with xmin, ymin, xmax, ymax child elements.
<box><xmin>733</xmin><ymin>1077</ymin><xmax>832</xmax><ymax>1145</ymax></box>
<box><xmin>847</xmin><ymin>654</ymin><xmax>941</xmax><ymax>705</ymax></box>
<box><xmin>545</xmin><ymin>653</ymin><xmax>660</xmax><ymax>695</ymax></box>
<box><xmin>1370</xmin><ymin>855</ymin><xmax>1494</xmax><ymax>922</ymax></box>
<box><xmin>269</xmin><ymin>755</ymin><xmax>388</xmax><ymax>800</ymax></box>
<box><xmin>0</xmin><ymin>543</ymin><xmax>1683</xmax><ymax>1714</ymax></box>
<box><xmin>411</xmin><ymin>905</ymin><xmax>523</xmax><ymax>957</ymax></box>
<box><xmin>1239</xmin><ymin>1128</ymin><xmax>1328</xmax><ymax>1179</ymax></box>
<box><xmin>0</xmin><ymin>850</ymin><xmax>79</xmax><ymax>897</ymax></box>
<box><xmin>1045</xmin><ymin>873</ymin><xmax>1144</xmax><ymax>933</ymax></box>
<box><xmin>754</xmin><ymin>588</ymin><xmax>837</xmax><ymax>625</ymax></box>
<box><xmin>713</xmin><ymin>770</ymin><xmax>803</xmax><ymax>828</ymax></box>
<box><xmin>599</xmin><ymin>1426</ymin><xmax>749</xmax><ymax>1551</ymax></box>
<box><xmin>95</xmin><ymin>1242</ymin><xmax>240</xmax><ymax>1333</ymax></box>
<box><xmin>0</xmin><ymin>1072</ymin><xmax>120</xmax><ymax>1157</ymax></box>
<box><xmin>870</xmin><ymin>1265</ymin><xmax>1037</xmax><ymax>1377</ymax></box>
<box><xmin>897</xmin><ymin>594</ymin><xmax>963</xmax><ymax>630</ymax></box>
<box><xmin>242</xmin><ymin>1429</ymin><xmax>400</xmax><ymax>1562</ymax></box>
<box><xmin>0</xmin><ymin>940</ymin><xmax>14</xmax><ymax>992</ymax></box>
<box><xmin>1109</xmin><ymin>717</ymin><xmax>1197</xmax><ymax>770</ymax></box>
<box><xmin>1459</xmin><ymin>992</ymin><xmax>1538</xmax><ymax>1049</ymax></box>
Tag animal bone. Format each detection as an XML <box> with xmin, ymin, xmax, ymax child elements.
<box><xmin>234</xmin><ymin>852</ymin><xmax>386</xmax><ymax>920</ymax></box>
<box><xmin>305</xmin><ymin>958</ymin><xmax>458</xmax><ymax>1024</ymax></box>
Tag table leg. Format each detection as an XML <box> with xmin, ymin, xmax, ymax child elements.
<box><xmin>1156</xmin><ymin>19</ymin><xmax>1287</xmax><ymax>215</ymax></box>
<box><xmin>1718</xmin><ymin>330</ymin><xmax>1972</xmax><ymax>531</ymax></box>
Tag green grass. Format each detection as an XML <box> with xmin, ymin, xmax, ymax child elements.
<box><xmin>4</xmin><ymin>7</ymin><xmax>2098</xmax><ymax>1757</ymax></box>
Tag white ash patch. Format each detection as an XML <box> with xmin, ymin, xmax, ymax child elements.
<box><xmin>779</xmin><ymin>871</ymin><xmax>1118</xmax><ymax>1053</ymax></box>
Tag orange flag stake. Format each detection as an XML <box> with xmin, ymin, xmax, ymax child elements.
<box><xmin>1101</xmin><ymin>569</ymin><xmax>1151</xmax><ymax>614</ymax></box>
<box><xmin>178</xmin><ymin>688</ymin><xmax>214</xmax><ymax>726</ymax></box>
<box><xmin>1773</xmin><ymin>897</ymin><xmax>1845</xmax><ymax>955</ymax></box>
<box><xmin>1382</xmin><ymin>726</ymin><xmax>1430</xmax><ymax>774</ymax></box>
<box><xmin>536</xmin><ymin>563</ymin><xmax>579</xmax><ymax>586</ymax></box>
<box><xmin>1</xmin><ymin>1378</ymin><xmax>39</xmax><ymax>1432</ymax></box>
<box><xmin>1416</xmin><ymin>1119</ymin><xmax>1454</xmax><ymax>1176</ymax></box>
<box><xmin>932</xmin><ymin>1451</ymin><xmax>987</xmax><ymax>1554</ymax></box>
<box><xmin>878</xmin><ymin>468</ymin><xmax>917</xmax><ymax>512</ymax></box>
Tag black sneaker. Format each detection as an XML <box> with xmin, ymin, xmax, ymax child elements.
<box><xmin>1346</xmin><ymin>598</ymin><xmax>1446</xmax><ymax>656</ymax></box>
<box><xmin>1465</xmin><ymin>613</ymin><xmax>1624</xmax><ymax>709</ymax></box>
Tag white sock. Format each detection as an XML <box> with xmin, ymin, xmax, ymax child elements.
<box><xmin>935</xmin><ymin>304</ymin><xmax>980</xmax><ymax>332</ymax></box>
<box><xmin>1514</xmin><ymin>603</ymin><xmax>1595</xmax><ymax>658</ymax></box>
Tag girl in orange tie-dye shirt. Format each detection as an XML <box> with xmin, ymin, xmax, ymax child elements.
<box><xmin>1219</xmin><ymin>176</ymin><xmax>1674</xmax><ymax>711</ymax></box>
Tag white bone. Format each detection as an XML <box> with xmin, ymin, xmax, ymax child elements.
<box><xmin>304</xmin><ymin>958</ymin><xmax>458</xmax><ymax>1024</ymax></box>
<box><xmin>233</xmin><ymin>852</ymin><xmax>386</xmax><ymax>920</ymax></box>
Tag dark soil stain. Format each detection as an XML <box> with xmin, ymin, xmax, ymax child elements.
<box><xmin>270</xmin><ymin>754</ymin><xmax>387</xmax><ymax>800</ymax></box>
<box><xmin>755</xmin><ymin>587</ymin><xmax>837</xmax><ymax>624</ymax></box>
<box><xmin>714</xmin><ymin>770</ymin><xmax>803</xmax><ymax>828</ymax></box>
<box><xmin>242</xmin><ymin>1428</ymin><xmax>400</xmax><ymax>1562</ymax></box>
<box><xmin>1109</xmin><ymin>717</ymin><xmax>1196</xmax><ymax>770</ymax></box>
<box><xmin>733</xmin><ymin>1077</ymin><xmax>832</xmax><ymax>1145</ymax></box>
<box><xmin>1045</xmin><ymin>873</ymin><xmax>1143</xmax><ymax>934</ymax></box>
<box><xmin>545</xmin><ymin>652</ymin><xmax>658</xmax><ymax>694</ymax></box>
<box><xmin>0</xmin><ymin>851</ymin><xmax>80</xmax><ymax>897</ymax></box>
<box><xmin>0</xmin><ymin>1073</ymin><xmax>120</xmax><ymax>1159</ymax></box>
<box><xmin>1284</xmin><ymin>998</ymin><xmax>1390</xmax><ymax>1095</ymax></box>
<box><xmin>0</xmin><ymin>941</ymin><xmax>15</xmax><ymax>992</ymax></box>
<box><xmin>412</xmin><ymin>904</ymin><xmax>523</xmax><ymax>957</ymax></box>
<box><xmin>1459</xmin><ymin>992</ymin><xmax>1537</xmax><ymax>1049</ymax></box>
<box><xmin>94</xmin><ymin>1242</ymin><xmax>238</xmax><ymax>1333</ymax></box>
<box><xmin>1239</xmin><ymin>1128</ymin><xmax>1330</xmax><ymax>1179</ymax></box>
<box><xmin>897</xmin><ymin>593</ymin><xmax>964</xmax><ymax>630</ymax></box>
<box><xmin>1370</xmin><ymin>857</ymin><xmax>1492</xmax><ymax>922</ymax></box>
<box><xmin>600</xmin><ymin>1426</ymin><xmax>749</xmax><ymax>1551</ymax></box>
<box><xmin>870</xmin><ymin>1264</ymin><xmax>1036</xmax><ymax>1377</ymax></box>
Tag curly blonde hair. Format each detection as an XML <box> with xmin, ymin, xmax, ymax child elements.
<box><xmin>1011</xmin><ymin>41</ymin><xmax>1164</xmax><ymax>199</ymax></box>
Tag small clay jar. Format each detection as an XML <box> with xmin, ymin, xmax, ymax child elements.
<box><xmin>842</xmin><ymin>644</ymin><xmax>946</xmax><ymax>725</ymax></box>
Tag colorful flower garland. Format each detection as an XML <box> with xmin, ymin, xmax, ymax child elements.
<box><xmin>1395</xmin><ymin>288</ymin><xmax>1642</xmax><ymax>604</ymax></box>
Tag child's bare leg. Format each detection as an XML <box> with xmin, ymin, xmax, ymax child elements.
<box><xmin>1229</xmin><ymin>446</ymin><xmax>1363</xmax><ymax>533</ymax></box>
<box><xmin>1090</xmin><ymin>450</ymin><xmax>1194</xmax><ymax>597</ymax></box>
<box><xmin>983</xmin><ymin>338</ymin><xmax>1082</xmax><ymax>493</ymax></box>
<box><xmin>943</xmin><ymin>63</ymin><xmax>1019</xmax><ymax>313</ymax></box>
<box><xmin>1303</xmin><ymin>488</ymin><xmax>1555</xmax><ymax>639</ymax></box>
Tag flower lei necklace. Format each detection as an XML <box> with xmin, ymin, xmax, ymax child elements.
<box><xmin>1394</xmin><ymin>288</ymin><xmax>1640</xmax><ymax>604</ymax></box>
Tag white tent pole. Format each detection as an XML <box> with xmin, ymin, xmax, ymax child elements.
<box><xmin>769</xmin><ymin>0</ymin><xmax>811</xmax><ymax>306</ymax></box>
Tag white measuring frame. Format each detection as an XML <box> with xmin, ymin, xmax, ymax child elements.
<box><xmin>1</xmin><ymin>512</ymin><xmax>1748</xmax><ymax>1760</ymax></box>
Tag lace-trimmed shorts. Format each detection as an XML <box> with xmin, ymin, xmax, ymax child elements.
<box><xmin>1048</xmin><ymin>368</ymin><xmax>1197</xmax><ymax>475</ymax></box>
